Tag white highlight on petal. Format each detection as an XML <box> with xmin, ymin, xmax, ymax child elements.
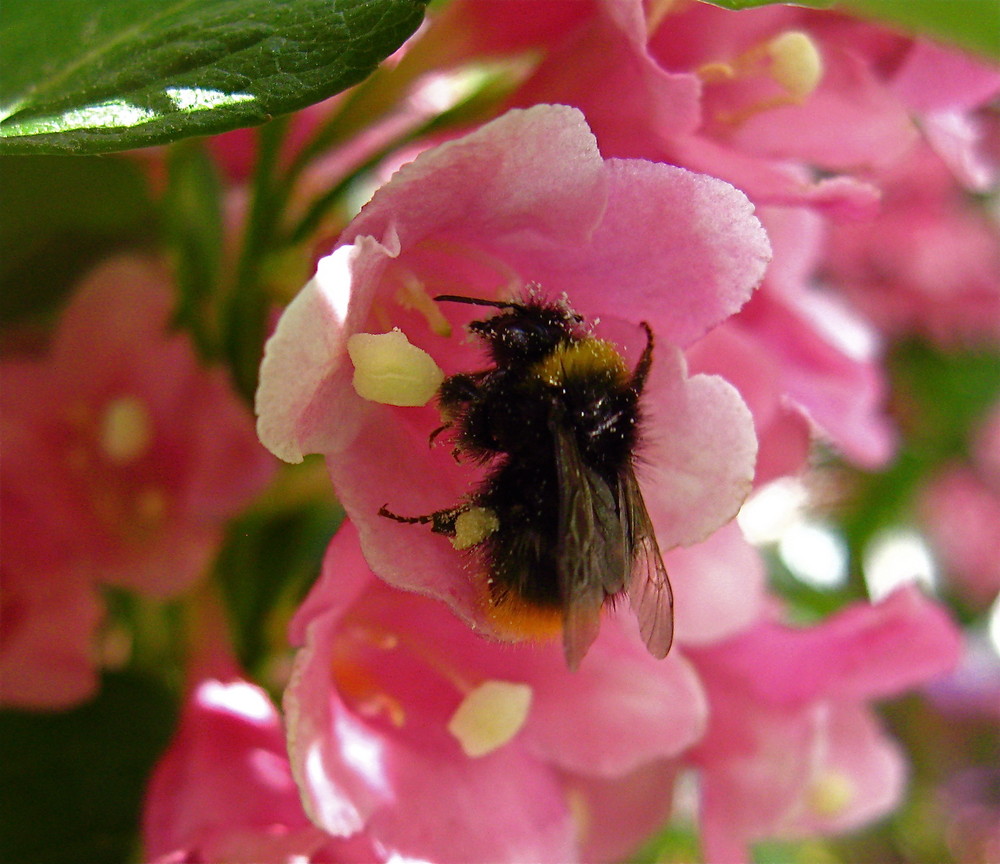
<box><xmin>99</xmin><ymin>396</ymin><xmax>152</xmax><ymax>464</ymax></box>
<box><xmin>447</xmin><ymin>680</ymin><xmax>533</xmax><ymax>758</ymax></box>
<box><xmin>987</xmin><ymin>594</ymin><xmax>1000</xmax><ymax>659</ymax></box>
<box><xmin>737</xmin><ymin>477</ymin><xmax>809</xmax><ymax>544</ymax></box>
<box><xmin>199</xmin><ymin>680</ymin><xmax>274</xmax><ymax>723</ymax></box>
<box><xmin>863</xmin><ymin>528</ymin><xmax>938</xmax><ymax>602</ymax></box>
<box><xmin>165</xmin><ymin>87</ymin><xmax>255</xmax><ymax>111</ymax></box>
<box><xmin>347</xmin><ymin>329</ymin><xmax>444</xmax><ymax>407</ymax></box>
<box><xmin>779</xmin><ymin>521</ymin><xmax>849</xmax><ymax>589</ymax></box>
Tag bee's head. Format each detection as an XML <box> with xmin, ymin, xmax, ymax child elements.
<box><xmin>470</xmin><ymin>304</ymin><xmax>582</xmax><ymax>365</ymax></box>
<box><xmin>434</xmin><ymin>294</ymin><xmax>584</xmax><ymax>366</ymax></box>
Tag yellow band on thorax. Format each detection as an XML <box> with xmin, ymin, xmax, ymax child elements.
<box><xmin>530</xmin><ymin>339</ymin><xmax>629</xmax><ymax>387</ymax></box>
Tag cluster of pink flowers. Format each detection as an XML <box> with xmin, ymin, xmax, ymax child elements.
<box><xmin>0</xmin><ymin>258</ymin><xmax>275</xmax><ymax>709</ymax></box>
<box><xmin>240</xmin><ymin>0</ymin><xmax>992</xmax><ymax>845</ymax></box>
<box><xmin>4</xmin><ymin>1</ymin><xmax>996</xmax><ymax>863</ymax></box>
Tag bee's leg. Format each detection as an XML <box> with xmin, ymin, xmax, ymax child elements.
<box><xmin>428</xmin><ymin>424</ymin><xmax>449</xmax><ymax>445</ymax></box>
<box><xmin>377</xmin><ymin>503</ymin><xmax>468</xmax><ymax>536</ymax></box>
<box><xmin>630</xmin><ymin>322</ymin><xmax>654</xmax><ymax>395</ymax></box>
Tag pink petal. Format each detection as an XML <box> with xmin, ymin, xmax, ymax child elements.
<box><xmin>640</xmin><ymin>345</ymin><xmax>758</xmax><ymax>549</ymax></box>
<box><xmin>789</xmin><ymin>702</ymin><xmax>906</xmax><ymax>836</ymax></box>
<box><xmin>523</xmin><ymin>616</ymin><xmax>707</xmax><ymax>775</ymax></box>
<box><xmin>509</xmin><ymin>4</ymin><xmax>702</xmax><ymax>158</ymax></box>
<box><xmin>731</xmin><ymin>47</ymin><xmax>918</xmax><ymax>172</ymax></box>
<box><xmin>686</xmin><ymin>324</ymin><xmax>812</xmax><ymax>484</ymax></box>
<box><xmin>143</xmin><ymin>679</ymin><xmax>334</xmax><ymax>863</ymax></box>
<box><xmin>666</xmin><ymin>522</ymin><xmax>767</xmax><ymax>646</ymax></box>
<box><xmin>256</xmin><ymin>240</ymin><xmax>397</xmax><ymax>464</ymax></box>
<box><xmin>518</xmin><ymin>158</ymin><xmax>770</xmax><ymax>348</ymax></box>
<box><xmin>563</xmin><ymin>760</ymin><xmax>678</xmax><ymax>863</ymax></box>
<box><xmin>701</xmin><ymin>586</ymin><xmax>962</xmax><ymax>709</ymax></box>
<box><xmin>920</xmin><ymin>468</ymin><xmax>1000</xmax><ymax>605</ymax></box>
<box><xmin>0</xmin><ymin>585</ymin><xmax>102</xmax><ymax>710</ymax></box>
<box><xmin>286</xmin><ymin>604</ymin><xmax>577</xmax><ymax>863</ymax></box>
<box><xmin>343</xmin><ymin>104</ymin><xmax>608</xmax><ymax>252</ymax></box>
<box><xmin>697</xmin><ymin>703</ymin><xmax>816</xmax><ymax>864</ymax></box>
<box><xmin>890</xmin><ymin>40</ymin><xmax>1000</xmax><ymax>114</ymax></box>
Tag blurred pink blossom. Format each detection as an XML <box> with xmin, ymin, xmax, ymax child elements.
<box><xmin>0</xmin><ymin>257</ymin><xmax>275</xmax><ymax>709</ymax></box>
<box><xmin>143</xmin><ymin>676</ymin><xmax>381</xmax><ymax>863</ymax></box>
<box><xmin>825</xmin><ymin>146</ymin><xmax>1000</xmax><ymax>346</ymax></box>
<box><xmin>688</xmin><ymin>205</ymin><xmax>896</xmax><ymax>474</ymax></box>
<box><xmin>256</xmin><ymin>104</ymin><xmax>769</xmax><ymax>656</ymax></box>
<box><xmin>283</xmin><ymin>519</ymin><xmax>706</xmax><ymax>863</ymax></box>
<box><xmin>433</xmin><ymin>0</ymin><xmax>999</xmax><ymax>465</ymax></box>
<box><xmin>919</xmin><ymin>403</ymin><xmax>1000</xmax><ymax>606</ymax></box>
<box><xmin>686</xmin><ymin>585</ymin><xmax>963</xmax><ymax>863</ymax></box>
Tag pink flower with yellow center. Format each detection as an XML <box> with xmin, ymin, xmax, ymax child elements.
<box><xmin>256</xmin><ymin>103</ymin><xmax>770</xmax><ymax>665</ymax></box>
<box><xmin>0</xmin><ymin>257</ymin><xmax>275</xmax><ymax>709</ymax></box>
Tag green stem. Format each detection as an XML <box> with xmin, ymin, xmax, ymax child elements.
<box><xmin>224</xmin><ymin>115</ymin><xmax>292</xmax><ymax>403</ymax></box>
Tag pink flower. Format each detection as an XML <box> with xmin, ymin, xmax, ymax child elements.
<box><xmin>0</xmin><ymin>257</ymin><xmax>275</xmax><ymax>708</ymax></box>
<box><xmin>689</xmin><ymin>205</ymin><xmax>895</xmax><ymax>473</ymax></box>
<box><xmin>283</xmin><ymin>519</ymin><xmax>706</xmax><ymax>863</ymax></box>
<box><xmin>439</xmin><ymin>2</ymin><xmax>910</xmax><ymax>469</ymax></box>
<box><xmin>256</xmin><ymin>104</ymin><xmax>769</xmax><ymax>660</ymax></box>
<box><xmin>920</xmin><ymin>469</ymin><xmax>1000</xmax><ymax>606</ymax></box>
<box><xmin>143</xmin><ymin>676</ymin><xmax>380</xmax><ymax>863</ymax></box>
<box><xmin>485</xmin><ymin>0</ymin><xmax>998</xmax><ymax>207</ymax></box>
<box><xmin>824</xmin><ymin>146</ymin><xmax>1000</xmax><ymax>346</ymax></box>
<box><xmin>685</xmin><ymin>586</ymin><xmax>962</xmax><ymax>863</ymax></box>
<box><xmin>919</xmin><ymin>404</ymin><xmax>1000</xmax><ymax>606</ymax></box>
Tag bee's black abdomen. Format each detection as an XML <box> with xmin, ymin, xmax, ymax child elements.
<box><xmin>379</xmin><ymin>294</ymin><xmax>667</xmax><ymax>661</ymax></box>
<box><xmin>475</xmin><ymin>456</ymin><xmax>563</xmax><ymax>607</ymax></box>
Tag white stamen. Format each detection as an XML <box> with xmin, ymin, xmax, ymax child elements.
<box><xmin>347</xmin><ymin>330</ymin><xmax>444</xmax><ymax>407</ymax></box>
<box><xmin>767</xmin><ymin>31</ymin><xmax>823</xmax><ymax>100</ymax></box>
<box><xmin>447</xmin><ymin>680</ymin><xmax>533</xmax><ymax>757</ymax></box>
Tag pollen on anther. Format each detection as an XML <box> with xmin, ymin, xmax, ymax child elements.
<box><xmin>451</xmin><ymin>507</ymin><xmax>500</xmax><ymax>550</ymax></box>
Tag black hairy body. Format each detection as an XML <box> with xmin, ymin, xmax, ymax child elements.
<box><xmin>379</xmin><ymin>293</ymin><xmax>673</xmax><ymax>669</ymax></box>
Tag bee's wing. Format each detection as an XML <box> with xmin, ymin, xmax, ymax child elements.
<box><xmin>551</xmin><ymin>420</ymin><xmax>627</xmax><ymax>670</ymax></box>
<box><xmin>619</xmin><ymin>468</ymin><xmax>674</xmax><ymax>659</ymax></box>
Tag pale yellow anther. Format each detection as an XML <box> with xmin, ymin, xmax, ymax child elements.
<box><xmin>99</xmin><ymin>396</ymin><xmax>152</xmax><ymax>464</ymax></box>
<box><xmin>807</xmin><ymin>770</ymin><xmax>855</xmax><ymax>817</ymax></box>
<box><xmin>696</xmin><ymin>61</ymin><xmax>737</xmax><ymax>85</ymax></box>
<box><xmin>451</xmin><ymin>507</ymin><xmax>500</xmax><ymax>550</ymax></box>
<box><xmin>447</xmin><ymin>680</ymin><xmax>533</xmax><ymax>757</ymax></box>
<box><xmin>767</xmin><ymin>31</ymin><xmax>823</xmax><ymax>100</ymax></box>
<box><xmin>347</xmin><ymin>329</ymin><xmax>444</xmax><ymax>407</ymax></box>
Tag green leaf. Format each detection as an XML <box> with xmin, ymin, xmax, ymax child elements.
<box><xmin>842</xmin><ymin>0</ymin><xmax>1000</xmax><ymax>62</ymax></box>
<box><xmin>163</xmin><ymin>139</ymin><xmax>225</xmax><ymax>358</ymax></box>
<box><xmin>215</xmin><ymin>482</ymin><xmax>342</xmax><ymax>675</ymax></box>
<box><xmin>0</xmin><ymin>672</ymin><xmax>178</xmax><ymax>864</ymax></box>
<box><xmin>0</xmin><ymin>0</ymin><xmax>429</xmax><ymax>155</ymax></box>
<box><xmin>0</xmin><ymin>154</ymin><xmax>157</xmax><ymax>323</ymax></box>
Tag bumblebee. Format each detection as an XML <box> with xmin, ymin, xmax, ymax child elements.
<box><xmin>379</xmin><ymin>293</ymin><xmax>674</xmax><ymax>669</ymax></box>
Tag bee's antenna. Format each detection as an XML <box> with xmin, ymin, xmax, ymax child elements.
<box><xmin>434</xmin><ymin>294</ymin><xmax>518</xmax><ymax>310</ymax></box>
